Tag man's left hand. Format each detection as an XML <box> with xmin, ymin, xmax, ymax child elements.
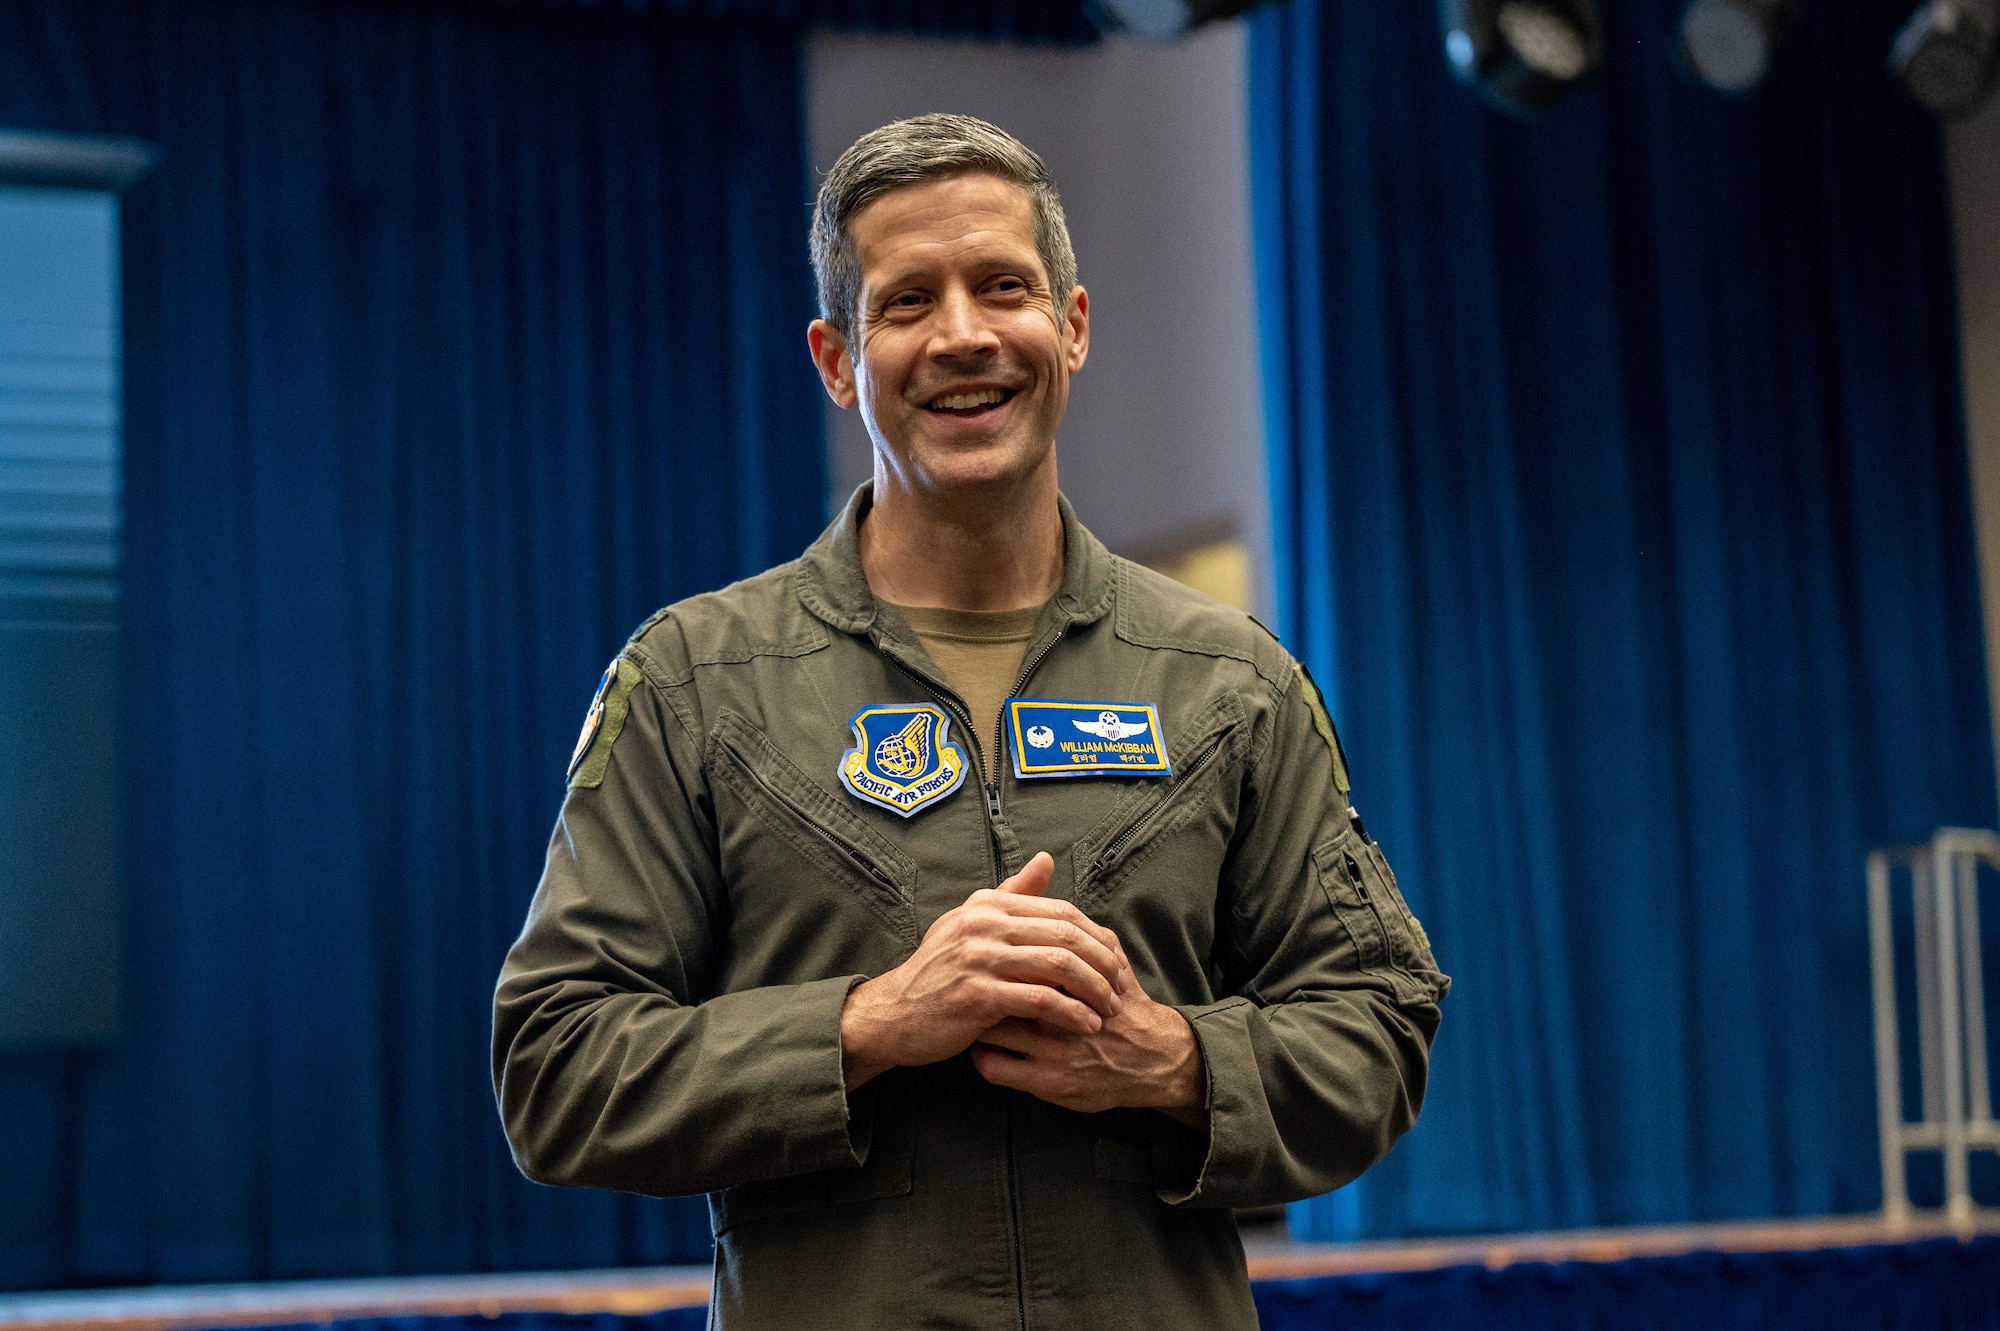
<box><xmin>969</xmin><ymin>980</ymin><xmax>1207</xmax><ymax>1129</ymax></box>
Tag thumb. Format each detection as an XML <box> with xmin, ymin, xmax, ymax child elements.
<box><xmin>997</xmin><ymin>850</ymin><xmax>1055</xmax><ymax>897</ymax></box>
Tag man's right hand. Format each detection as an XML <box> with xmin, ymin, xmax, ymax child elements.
<box><xmin>840</xmin><ymin>851</ymin><xmax>1130</xmax><ymax>1090</ymax></box>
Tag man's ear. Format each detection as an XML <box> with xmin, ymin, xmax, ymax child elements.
<box><xmin>808</xmin><ymin>320</ymin><xmax>859</xmax><ymax>409</ymax></box>
<box><xmin>1062</xmin><ymin>286</ymin><xmax>1090</xmax><ymax>375</ymax></box>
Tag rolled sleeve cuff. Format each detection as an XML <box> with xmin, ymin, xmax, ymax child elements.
<box><xmin>700</xmin><ymin>972</ymin><xmax>874</xmax><ymax>1182</ymax></box>
<box><xmin>1150</xmin><ymin>996</ymin><xmax>1259</xmax><ymax>1206</ymax></box>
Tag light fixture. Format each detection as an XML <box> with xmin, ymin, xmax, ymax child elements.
<box><xmin>1890</xmin><ymin>0</ymin><xmax>2000</xmax><ymax>118</ymax></box>
<box><xmin>1675</xmin><ymin>0</ymin><xmax>1798</xmax><ymax>94</ymax></box>
<box><xmin>1441</xmin><ymin>0</ymin><xmax>1605</xmax><ymax>117</ymax></box>
<box><xmin>1092</xmin><ymin>0</ymin><xmax>1268</xmax><ymax>41</ymax></box>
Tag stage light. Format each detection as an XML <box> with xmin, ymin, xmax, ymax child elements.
<box><xmin>1441</xmin><ymin>0</ymin><xmax>1604</xmax><ymax>116</ymax></box>
<box><xmin>1093</xmin><ymin>0</ymin><xmax>1268</xmax><ymax>41</ymax></box>
<box><xmin>1675</xmin><ymin>0</ymin><xmax>1798</xmax><ymax>94</ymax></box>
<box><xmin>1890</xmin><ymin>0</ymin><xmax>2000</xmax><ymax>118</ymax></box>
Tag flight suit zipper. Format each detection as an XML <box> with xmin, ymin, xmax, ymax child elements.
<box><xmin>881</xmin><ymin>655</ymin><xmax>995</xmax><ymax>883</ymax></box>
<box><xmin>991</xmin><ymin>622</ymin><xmax>1062</xmax><ymax>1331</ymax></box>
<box><xmin>882</xmin><ymin>617</ymin><xmax>1065</xmax><ymax>1331</ymax></box>
<box><xmin>882</xmin><ymin>622</ymin><xmax>1066</xmax><ymax>885</ymax></box>
<box><xmin>986</xmin><ymin>625</ymin><xmax>1065</xmax><ymax>832</ymax></box>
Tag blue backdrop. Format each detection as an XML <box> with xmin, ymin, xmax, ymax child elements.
<box><xmin>4</xmin><ymin>0</ymin><xmax>1995</xmax><ymax>1292</ymax></box>
<box><xmin>1250</xmin><ymin>0</ymin><xmax>1998</xmax><ymax>1238</ymax></box>
<box><xmin>0</xmin><ymin>0</ymin><xmax>829</xmax><ymax>1288</ymax></box>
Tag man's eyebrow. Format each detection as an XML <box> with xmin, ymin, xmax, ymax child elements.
<box><xmin>865</xmin><ymin>253</ymin><xmax>1044</xmax><ymax>301</ymax></box>
<box><xmin>867</xmin><ymin>268</ymin><xmax>933</xmax><ymax>299</ymax></box>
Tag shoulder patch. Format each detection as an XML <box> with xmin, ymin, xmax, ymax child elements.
<box><xmin>1294</xmin><ymin>662</ymin><xmax>1350</xmax><ymax>796</ymax></box>
<box><xmin>838</xmin><ymin>704</ymin><xmax>968</xmax><ymax>816</ymax></box>
<box><xmin>569</xmin><ymin>656</ymin><xmax>645</xmax><ymax>789</ymax></box>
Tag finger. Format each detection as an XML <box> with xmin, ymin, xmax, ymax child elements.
<box><xmin>967</xmin><ymin>892</ymin><xmax>1127</xmax><ymax>974</ymax></box>
<box><xmin>975</xmin><ymin>1017</ymin><xmax>1063</xmax><ymax>1057</ymax></box>
<box><xmin>990</xmin><ymin>980</ymin><xmax>1103</xmax><ymax>1034</ymax></box>
<box><xmin>988</xmin><ymin>918</ymin><xmax>1127</xmax><ymax>999</ymax></box>
<box><xmin>995</xmin><ymin>851</ymin><xmax>1054</xmax><ymax>897</ymax></box>
<box><xmin>984</xmin><ymin>943</ymin><xmax>1128</xmax><ymax>1015</ymax></box>
<box><xmin>970</xmin><ymin>1044</ymin><xmax>1050</xmax><ymax>1095</ymax></box>
<box><xmin>990</xmin><ymin>943</ymin><xmax>1124</xmax><ymax>1017</ymax></box>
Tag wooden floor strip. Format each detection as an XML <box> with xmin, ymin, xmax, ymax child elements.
<box><xmin>6</xmin><ymin>1210</ymin><xmax>1997</xmax><ymax>1331</ymax></box>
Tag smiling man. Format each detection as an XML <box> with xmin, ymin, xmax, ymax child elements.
<box><xmin>494</xmin><ymin>115</ymin><xmax>1447</xmax><ymax>1330</ymax></box>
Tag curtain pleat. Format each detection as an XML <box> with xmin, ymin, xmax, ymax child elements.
<box><xmin>0</xmin><ymin>0</ymin><xmax>821</xmax><ymax>1286</ymax></box>
<box><xmin>1250</xmin><ymin>0</ymin><xmax>1997</xmax><ymax>1238</ymax></box>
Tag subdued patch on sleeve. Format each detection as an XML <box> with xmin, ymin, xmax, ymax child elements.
<box><xmin>1294</xmin><ymin>662</ymin><xmax>1350</xmax><ymax>796</ymax></box>
<box><xmin>570</xmin><ymin>657</ymin><xmax>645</xmax><ymax>789</ymax></box>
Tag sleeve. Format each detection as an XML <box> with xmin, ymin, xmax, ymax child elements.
<box><xmin>1157</xmin><ymin>664</ymin><xmax>1449</xmax><ymax>1209</ymax></box>
<box><xmin>490</xmin><ymin>647</ymin><xmax>869</xmax><ymax>1197</ymax></box>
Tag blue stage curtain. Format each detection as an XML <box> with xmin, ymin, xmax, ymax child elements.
<box><xmin>0</xmin><ymin>0</ymin><xmax>822</xmax><ymax>1288</ymax></box>
<box><xmin>1250</xmin><ymin>1</ymin><xmax>1997</xmax><ymax>1237</ymax></box>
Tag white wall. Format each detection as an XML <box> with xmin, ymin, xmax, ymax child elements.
<box><xmin>1947</xmin><ymin>98</ymin><xmax>2000</xmax><ymax>814</ymax></box>
<box><xmin>805</xmin><ymin>25</ymin><xmax>1271</xmax><ymax>615</ymax></box>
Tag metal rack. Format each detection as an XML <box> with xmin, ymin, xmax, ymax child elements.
<box><xmin>1868</xmin><ymin>828</ymin><xmax>2000</xmax><ymax>1225</ymax></box>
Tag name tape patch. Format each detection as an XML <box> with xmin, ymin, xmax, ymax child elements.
<box><xmin>1008</xmin><ymin>699</ymin><xmax>1171</xmax><ymax>779</ymax></box>
<box><xmin>839</xmin><ymin>704</ymin><xmax>968</xmax><ymax>817</ymax></box>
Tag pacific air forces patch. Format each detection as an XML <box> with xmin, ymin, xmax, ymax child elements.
<box><xmin>839</xmin><ymin>704</ymin><xmax>968</xmax><ymax>817</ymax></box>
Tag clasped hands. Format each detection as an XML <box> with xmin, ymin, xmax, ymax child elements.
<box><xmin>838</xmin><ymin>852</ymin><xmax>1206</xmax><ymax>1127</ymax></box>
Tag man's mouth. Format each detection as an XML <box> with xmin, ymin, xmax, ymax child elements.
<box><xmin>924</xmin><ymin>387</ymin><xmax>1015</xmax><ymax>416</ymax></box>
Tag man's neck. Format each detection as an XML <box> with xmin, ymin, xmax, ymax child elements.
<box><xmin>858</xmin><ymin>465</ymin><xmax>1064</xmax><ymax>613</ymax></box>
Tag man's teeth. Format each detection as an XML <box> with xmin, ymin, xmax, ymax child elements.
<box><xmin>930</xmin><ymin>390</ymin><xmax>1005</xmax><ymax>410</ymax></box>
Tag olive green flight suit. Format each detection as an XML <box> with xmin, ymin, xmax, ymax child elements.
<box><xmin>492</xmin><ymin>486</ymin><xmax>1448</xmax><ymax>1330</ymax></box>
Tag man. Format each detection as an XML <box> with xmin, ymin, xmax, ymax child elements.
<box><xmin>493</xmin><ymin>114</ymin><xmax>1446</xmax><ymax>1330</ymax></box>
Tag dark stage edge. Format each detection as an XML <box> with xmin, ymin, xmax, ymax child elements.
<box><xmin>4</xmin><ymin>1213</ymin><xmax>1998</xmax><ymax>1331</ymax></box>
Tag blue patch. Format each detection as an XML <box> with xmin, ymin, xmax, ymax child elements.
<box><xmin>1008</xmin><ymin>699</ymin><xmax>1171</xmax><ymax>779</ymax></box>
<box><xmin>839</xmin><ymin>704</ymin><xmax>969</xmax><ymax>817</ymax></box>
<box><xmin>567</xmin><ymin>661</ymin><xmax>617</xmax><ymax>779</ymax></box>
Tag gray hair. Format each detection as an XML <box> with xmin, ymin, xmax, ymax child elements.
<box><xmin>810</xmin><ymin>113</ymin><xmax>1078</xmax><ymax>341</ymax></box>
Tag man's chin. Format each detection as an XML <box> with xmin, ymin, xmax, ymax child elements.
<box><xmin>907</xmin><ymin>442</ymin><xmax>1049</xmax><ymax>496</ymax></box>
<box><xmin>871</xmin><ymin>425</ymin><xmax>1047</xmax><ymax>492</ymax></box>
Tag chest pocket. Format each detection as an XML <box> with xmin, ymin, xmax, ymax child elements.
<box><xmin>707</xmin><ymin>709</ymin><xmax>918</xmax><ymax>947</ymax></box>
<box><xmin>1071</xmin><ymin>691</ymin><xmax>1245</xmax><ymax>910</ymax></box>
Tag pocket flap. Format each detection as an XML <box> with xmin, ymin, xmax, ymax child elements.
<box><xmin>1073</xmin><ymin>691</ymin><xmax>1245</xmax><ymax>901</ymax></box>
<box><xmin>708</xmin><ymin>709</ymin><xmax>916</xmax><ymax>939</ymax></box>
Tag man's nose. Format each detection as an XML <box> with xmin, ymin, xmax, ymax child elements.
<box><xmin>929</xmin><ymin>287</ymin><xmax>998</xmax><ymax>359</ymax></box>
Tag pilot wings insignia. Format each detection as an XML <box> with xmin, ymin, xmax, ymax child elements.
<box><xmin>873</xmin><ymin>711</ymin><xmax>932</xmax><ymax>777</ymax></box>
<box><xmin>1072</xmin><ymin>710</ymin><xmax>1150</xmax><ymax>741</ymax></box>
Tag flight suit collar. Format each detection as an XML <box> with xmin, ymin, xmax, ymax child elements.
<box><xmin>795</xmin><ymin>481</ymin><xmax>1117</xmax><ymax>639</ymax></box>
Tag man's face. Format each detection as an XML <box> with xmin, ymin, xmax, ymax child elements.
<box><xmin>810</xmin><ymin>172</ymin><xmax>1089</xmax><ymax>498</ymax></box>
